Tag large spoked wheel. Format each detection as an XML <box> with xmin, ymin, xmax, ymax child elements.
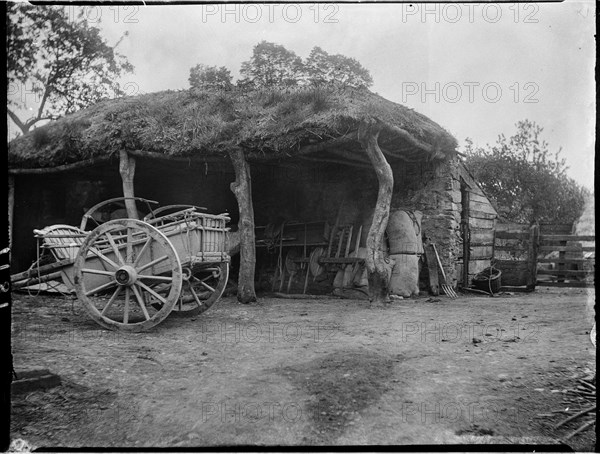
<box><xmin>151</xmin><ymin>262</ymin><xmax>229</xmax><ymax>317</ymax></box>
<box><xmin>80</xmin><ymin>197</ymin><xmax>158</xmax><ymax>231</ymax></box>
<box><xmin>74</xmin><ymin>219</ymin><xmax>182</xmax><ymax>332</ymax></box>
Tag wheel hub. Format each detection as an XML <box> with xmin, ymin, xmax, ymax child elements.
<box><xmin>115</xmin><ymin>265</ymin><xmax>138</xmax><ymax>286</ymax></box>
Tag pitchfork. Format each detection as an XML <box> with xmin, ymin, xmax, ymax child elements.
<box><xmin>432</xmin><ymin>244</ymin><xmax>457</xmax><ymax>298</ymax></box>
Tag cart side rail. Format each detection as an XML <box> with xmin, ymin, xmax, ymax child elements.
<box><xmin>147</xmin><ymin>209</ymin><xmax>231</xmax><ymax>263</ymax></box>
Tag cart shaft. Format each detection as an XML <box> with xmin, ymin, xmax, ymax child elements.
<box><xmin>11</xmin><ymin>258</ymin><xmax>74</xmax><ymax>283</ymax></box>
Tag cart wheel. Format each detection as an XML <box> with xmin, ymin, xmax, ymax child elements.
<box><xmin>74</xmin><ymin>219</ymin><xmax>182</xmax><ymax>332</ymax></box>
<box><xmin>151</xmin><ymin>262</ymin><xmax>229</xmax><ymax>317</ymax></box>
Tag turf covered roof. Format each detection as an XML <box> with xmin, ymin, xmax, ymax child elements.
<box><xmin>8</xmin><ymin>86</ymin><xmax>458</xmax><ymax>170</ymax></box>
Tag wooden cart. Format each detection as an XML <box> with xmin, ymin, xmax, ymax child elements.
<box><xmin>11</xmin><ymin>198</ymin><xmax>230</xmax><ymax>332</ymax></box>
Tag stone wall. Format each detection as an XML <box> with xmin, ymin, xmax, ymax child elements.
<box><xmin>390</xmin><ymin>158</ymin><xmax>462</xmax><ymax>285</ymax></box>
<box><xmin>387</xmin><ymin>157</ymin><xmax>497</xmax><ymax>287</ymax></box>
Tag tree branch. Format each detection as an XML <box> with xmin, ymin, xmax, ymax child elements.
<box><xmin>8</xmin><ymin>155</ymin><xmax>114</xmax><ymax>174</ymax></box>
<box><xmin>7</xmin><ymin>108</ymin><xmax>27</xmax><ymax>134</ymax></box>
<box><xmin>36</xmin><ymin>78</ymin><xmax>52</xmax><ymax>121</ymax></box>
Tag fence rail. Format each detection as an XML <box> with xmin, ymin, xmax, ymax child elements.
<box><xmin>492</xmin><ymin>223</ymin><xmax>595</xmax><ymax>290</ymax></box>
<box><xmin>537</xmin><ymin>232</ymin><xmax>595</xmax><ymax>288</ymax></box>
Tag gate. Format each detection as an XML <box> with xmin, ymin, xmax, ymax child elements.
<box><xmin>493</xmin><ymin>223</ymin><xmax>595</xmax><ymax>291</ymax></box>
<box><xmin>537</xmin><ymin>230</ymin><xmax>595</xmax><ymax>288</ymax></box>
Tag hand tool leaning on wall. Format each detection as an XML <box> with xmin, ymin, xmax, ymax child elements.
<box><xmin>432</xmin><ymin>243</ymin><xmax>457</xmax><ymax>298</ymax></box>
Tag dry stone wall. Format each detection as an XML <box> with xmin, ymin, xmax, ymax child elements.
<box><xmin>390</xmin><ymin>158</ymin><xmax>462</xmax><ymax>286</ymax></box>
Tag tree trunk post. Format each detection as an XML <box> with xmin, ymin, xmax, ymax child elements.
<box><xmin>358</xmin><ymin>119</ymin><xmax>394</xmax><ymax>305</ymax></box>
<box><xmin>228</xmin><ymin>147</ymin><xmax>258</xmax><ymax>304</ymax></box>
<box><xmin>118</xmin><ymin>150</ymin><xmax>138</xmax><ymax>219</ymax></box>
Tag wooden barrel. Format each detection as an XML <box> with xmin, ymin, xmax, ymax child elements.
<box><xmin>387</xmin><ymin>210</ymin><xmax>424</xmax><ymax>255</ymax></box>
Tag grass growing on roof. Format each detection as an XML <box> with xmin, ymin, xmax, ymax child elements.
<box><xmin>8</xmin><ymin>85</ymin><xmax>457</xmax><ymax>169</ymax></box>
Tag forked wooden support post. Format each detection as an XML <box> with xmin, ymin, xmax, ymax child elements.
<box><xmin>228</xmin><ymin>147</ymin><xmax>257</xmax><ymax>303</ymax></box>
<box><xmin>119</xmin><ymin>150</ymin><xmax>138</xmax><ymax>219</ymax></box>
<box><xmin>358</xmin><ymin>119</ymin><xmax>394</xmax><ymax>305</ymax></box>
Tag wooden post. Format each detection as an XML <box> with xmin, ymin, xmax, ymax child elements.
<box><xmin>558</xmin><ymin>234</ymin><xmax>567</xmax><ymax>283</ymax></box>
<box><xmin>8</xmin><ymin>176</ymin><xmax>15</xmax><ymax>256</ymax></box>
<box><xmin>526</xmin><ymin>222</ymin><xmax>540</xmax><ymax>290</ymax></box>
<box><xmin>118</xmin><ymin>150</ymin><xmax>138</xmax><ymax>219</ymax></box>
<box><xmin>228</xmin><ymin>147</ymin><xmax>257</xmax><ymax>304</ymax></box>
<box><xmin>424</xmin><ymin>243</ymin><xmax>440</xmax><ymax>296</ymax></box>
<box><xmin>358</xmin><ymin>119</ymin><xmax>394</xmax><ymax>305</ymax></box>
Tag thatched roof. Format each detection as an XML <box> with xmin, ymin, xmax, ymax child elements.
<box><xmin>8</xmin><ymin>86</ymin><xmax>458</xmax><ymax>171</ymax></box>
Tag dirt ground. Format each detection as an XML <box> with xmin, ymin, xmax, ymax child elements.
<box><xmin>9</xmin><ymin>287</ymin><xmax>596</xmax><ymax>450</ymax></box>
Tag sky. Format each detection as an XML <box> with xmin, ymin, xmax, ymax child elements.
<box><xmin>9</xmin><ymin>1</ymin><xmax>596</xmax><ymax>189</ymax></box>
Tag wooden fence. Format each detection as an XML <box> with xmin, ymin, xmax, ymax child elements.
<box><xmin>537</xmin><ymin>231</ymin><xmax>595</xmax><ymax>288</ymax></box>
<box><xmin>492</xmin><ymin>223</ymin><xmax>595</xmax><ymax>290</ymax></box>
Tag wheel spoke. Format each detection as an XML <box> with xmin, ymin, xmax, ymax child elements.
<box><xmin>101</xmin><ymin>286</ymin><xmax>123</xmax><ymax>315</ymax></box>
<box><xmin>199</xmin><ymin>273</ymin><xmax>219</xmax><ymax>283</ymax></box>
<box><xmin>89</xmin><ymin>247</ymin><xmax>120</xmax><ymax>270</ymax></box>
<box><xmin>85</xmin><ymin>279</ymin><xmax>118</xmax><ymax>296</ymax></box>
<box><xmin>123</xmin><ymin>287</ymin><xmax>130</xmax><ymax>324</ymax></box>
<box><xmin>133</xmin><ymin>237</ymin><xmax>152</xmax><ymax>267</ymax></box>
<box><xmin>189</xmin><ymin>284</ymin><xmax>204</xmax><ymax>306</ymax></box>
<box><xmin>137</xmin><ymin>280</ymin><xmax>169</xmax><ymax>305</ymax></box>
<box><xmin>199</xmin><ymin>281</ymin><xmax>216</xmax><ymax>293</ymax></box>
<box><xmin>131</xmin><ymin>285</ymin><xmax>151</xmax><ymax>321</ymax></box>
<box><xmin>137</xmin><ymin>275</ymin><xmax>173</xmax><ymax>282</ymax></box>
<box><xmin>105</xmin><ymin>232</ymin><xmax>125</xmax><ymax>265</ymax></box>
<box><xmin>137</xmin><ymin>255</ymin><xmax>169</xmax><ymax>273</ymax></box>
<box><xmin>81</xmin><ymin>268</ymin><xmax>115</xmax><ymax>277</ymax></box>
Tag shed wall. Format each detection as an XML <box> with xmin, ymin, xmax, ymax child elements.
<box><xmin>11</xmin><ymin>155</ymin><xmax>497</xmax><ymax>293</ymax></box>
<box><xmin>10</xmin><ymin>159</ymin><xmax>239</xmax><ymax>273</ymax></box>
